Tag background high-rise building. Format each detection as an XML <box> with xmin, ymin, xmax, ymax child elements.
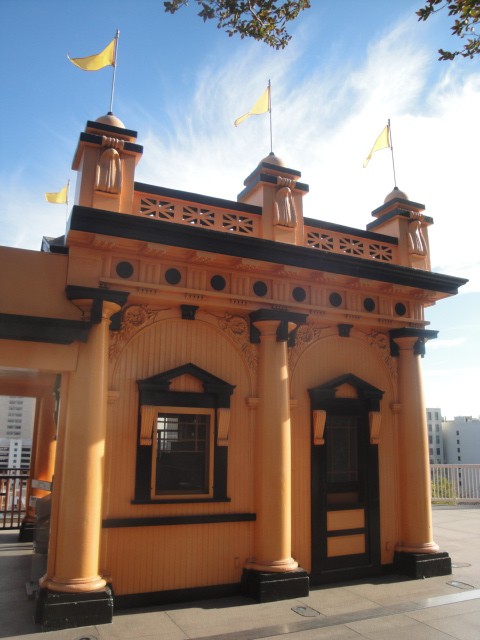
<box><xmin>427</xmin><ymin>408</ymin><xmax>444</xmax><ymax>464</ymax></box>
<box><xmin>0</xmin><ymin>396</ymin><xmax>35</xmax><ymax>470</ymax></box>
<box><xmin>442</xmin><ymin>416</ymin><xmax>480</xmax><ymax>464</ymax></box>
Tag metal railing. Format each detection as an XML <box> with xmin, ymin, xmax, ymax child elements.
<box><xmin>0</xmin><ymin>468</ymin><xmax>29</xmax><ymax>529</ymax></box>
<box><xmin>431</xmin><ymin>464</ymin><xmax>480</xmax><ymax>504</ymax></box>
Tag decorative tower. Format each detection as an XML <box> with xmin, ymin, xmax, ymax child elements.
<box><xmin>71</xmin><ymin>113</ymin><xmax>143</xmax><ymax>215</ymax></box>
<box><xmin>238</xmin><ymin>152</ymin><xmax>309</xmax><ymax>246</ymax></box>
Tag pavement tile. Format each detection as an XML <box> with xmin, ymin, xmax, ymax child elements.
<box><xmin>345</xmin><ymin>612</ymin><xmax>457</xmax><ymax>639</ymax></box>
<box><xmin>417</xmin><ymin>611</ymin><xmax>480</xmax><ymax>640</ymax></box>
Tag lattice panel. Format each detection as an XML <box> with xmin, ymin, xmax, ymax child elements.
<box><xmin>368</xmin><ymin>244</ymin><xmax>393</xmax><ymax>261</ymax></box>
<box><xmin>221</xmin><ymin>213</ymin><xmax>255</xmax><ymax>234</ymax></box>
<box><xmin>140</xmin><ymin>198</ymin><xmax>175</xmax><ymax>220</ymax></box>
<box><xmin>305</xmin><ymin>231</ymin><xmax>334</xmax><ymax>251</ymax></box>
<box><xmin>137</xmin><ymin>195</ymin><xmax>258</xmax><ymax>236</ymax></box>
<box><xmin>339</xmin><ymin>237</ymin><xmax>364</xmax><ymax>256</ymax></box>
<box><xmin>305</xmin><ymin>228</ymin><xmax>395</xmax><ymax>263</ymax></box>
<box><xmin>181</xmin><ymin>206</ymin><xmax>216</xmax><ymax>227</ymax></box>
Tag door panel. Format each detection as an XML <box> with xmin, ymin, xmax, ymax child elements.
<box><xmin>311</xmin><ymin>404</ymin><xmax>380</xmax><ymax>583</ymax></box>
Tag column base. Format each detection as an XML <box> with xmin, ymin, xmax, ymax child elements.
<box><xmin>35</xmin><ymin>586</ymin><xmax>113</xmax><ymax>631</ymax></box>
<box><xmin>18</xmin><ymin>521</ymin><xmax>35</xmax><ymax>542</ymax></box>
<box><xmin>394</xmin><ymin>550</ymin><xmax>452</xmax><ymax>579</ymax></box>
<box><xmin>242</xmin><ymin>568</ymin><xmax>309</xmax><ymax>603</ymax></box>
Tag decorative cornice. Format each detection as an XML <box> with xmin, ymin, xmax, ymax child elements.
<box><xmin>68</xmin><ymin>206</ymin><xmax>467</xmax><ymax>295</ymax></box>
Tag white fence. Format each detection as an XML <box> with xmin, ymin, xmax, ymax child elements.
<box><xmin>431</xmin><ymin>464</ymin><xmax>480</xmax><ymax>504</ymax></box>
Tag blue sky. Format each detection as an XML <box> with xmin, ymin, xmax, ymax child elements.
<box><xmin>1</xmin><ymin>0</ymin><xmax>479</xmax><ymax>419</ymax></box>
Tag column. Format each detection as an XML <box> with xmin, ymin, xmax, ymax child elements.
<box><xmin>390</xmin><ymin>328</ymin><xmax>451</xmax><ymax>578</ymax></box>
<box><xmin>243</xmin><ymin>310</ymin><xmax>309</xmax><ymax>601</ymax></box>
<box><xmin>37</xmin><ymin>293</ymin><xmax>125</xmax><ymax>630</ymax></box>
<box><xmin>20</xmin><ymin>383</ymin><xmax>57</xmax><ymax>541</ymax></box>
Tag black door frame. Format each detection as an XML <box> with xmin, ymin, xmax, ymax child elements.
<box><xmin>309</xmin><ymin>374</ymin><xmax>383</xmax><ymax>584</ymax></box>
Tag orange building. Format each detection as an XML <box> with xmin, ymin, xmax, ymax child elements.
<box><xmin>0</xmin><ymin>113</ymin><xmax>466</xmax><ymax>630</ymax></box>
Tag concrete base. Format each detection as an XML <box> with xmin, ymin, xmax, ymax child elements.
<box><xmin>242</xmin><ymin>568</ymin><xmax>309</xmax><ymax>603</ymax></box>
<box><xmin>394</xmin><ymin>550</ymin><xmax>452</xmax><ymax>579</ymax></box>
<box><xmin>35</xmin><ymin>586</ymin><xmax>113</xmax><ymax>631</ymax></box>
<box><xmin>18</xmin><ymin>521</ymin><xmax>35</xmax><ymax>542</ymax></box>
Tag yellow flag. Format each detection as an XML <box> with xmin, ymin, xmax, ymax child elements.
<box><xmin>363</xmin><ymin>124</ymin><xmax>390</xmax><ymax>167</ymax></box>
<box><xmin>45</xmin><ymin>184</ymin><xmax>68</xmax><ymax>204</ymax></box>
<box><xmin>68</xmin><ymin>38</ymin><xmax>115</xmax><ymax>71</ymax></box>
<box><xmin>234</xmin><ymin>86</ymin><xmax>270</xmax><ymax>127</ymax></box>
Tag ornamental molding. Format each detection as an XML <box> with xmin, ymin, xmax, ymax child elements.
<box><xmin>109</xmin><ymin>304</ymin><xmax>171</xmax><ymax>360</ymax></box>
<box><xmin>288</xmin><ymin>322</ymin><xmax>397</xmax><ymax>380</ymax></box>
<box><xmin>215</xmin><ymin>313</ymin><xmax>258</xmax><ymax>372</ymax></box>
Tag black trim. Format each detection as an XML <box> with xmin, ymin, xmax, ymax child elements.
<box><xmin>394</xmin><ymin>551</ymin><xmax>452</xmax><ymax>579</ymax></box>
<box><xmin>131</xmin><ymin>497</ymin><xmax>231</xmax><ymax>504</ymax></box>
<box><xmin>0</xmin><ymin>313</ymin><xmax>89</xmax><ymax>344</ymax></box>
<box><xmin>309</xmin><ymin>373</ymin><xmax>384</xmax><ymax>411</ymax></box>
<box><xmin>180</xmin><ymin>304</ymin><xmax>198</xmax><ymax>320</ymax></box>
<box><xmin>249</xmin><ymin>309</ymin><xmax>307</xmax><ymax>343</ymax></box>
<box><xmin>86</xmin><ymin>119</ymin><xmax>138</xmax><ymax>139</ymax></box>
<box><xmin>368</xmin><ymin>208</ymin><xmax>433</xmax><ymax>231</ymax></box>
<box><xmin>35</xmin><ymin>587</ymin><xmax>113</xmax><ymax>631</ymax></box>
<box><xmin>79</xmin><ymin>131</ymin><xmax>143</xmax><ymax>154</ymax></box>
<box><xmin>238</xmin><ymin>171</ymin><xmax>309</xmax><ymax>201</ymax></box>
<box><xmin>389</xmin><ymin>327</ymin><xmax>438</xmax><ymax>357</ymax></box>
<box><xmin>137</xmin><ymin>363</ymin><xmax>235</xmax><ymax>408</ymax></box>
<box><xmin>68</xmin><ymin>206</ymin><xmax>467</xmax><ymax>294</ymax></box>
<box><xmin>135</xmin><ymin>182</ymin><xmax>262</xmax><ymax>215</ymax></box>
<box><xmin>327</xmin><ymin>527</ymin><xmax>365</xmax><ymax>537</ymax></box>
<box><xmin>114</xmin><ymin>583</ymin><xmax>242</xmax><ymax>610</ymax></box>
<box><xmin>242</xmin><ymin>568</ymin><xmax>309</xmax><ymax>603</ymax></box>
<box><xmin>338</xmin><ymin>323</ymin><xmax>353</xmax><ymax>337</ymax></box>
<box><xmin>371</xmin><ymin>197</ymin><xmax>426</xmax><ymax>217</ymax></box>
<box><xmin>103</xmin><ymin>512</ymin><xmax>255</xmax><ymax>528</ymax></box>
<box><xmin>310</xmin><ymin>563</ymin><xmax>383</xmax><ymax>585</ymax></box>
<box><xmin>66</xmin><ymin>285</ymin><xmax>129</xmax><ymax>324</ymax></box>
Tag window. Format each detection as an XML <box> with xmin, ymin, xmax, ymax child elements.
<box><xmin>153</xmin><ymin>409</ymin><xmax>214</xmax><ymax>497</ymax></box>
<box><xmin>427</xmin><ymin>411</ymin><xmax>432</xmax><ymax>420</ymax></box>
<box><xmin>435</xmin><ymin>412</ymin><xmax>439</xmax><ymax>420</ymax></box>
<box><xmin>428</xmin><ymin>435</ymin><xmax>432</xmax><ymax>444</ymax></box>
<box><xmin>436</xmin><ymin>448</ymin><xmax>440</xmax><ymax>455</ymax></box>
<box><xmin>135</xmin><ymin>363</ymin><xmax>234</xmax><ymax>503</ymax></box>
<box><xmin>436</xmin><ymin>436</ymin><xmax>440</xmax><ymax>444</ymax></box>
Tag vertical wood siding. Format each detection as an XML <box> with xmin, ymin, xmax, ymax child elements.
<box><xmin>290</xmin><ymin>330</ymin><xmax>399</xmax><ymax>572</ymax></box>
<box><xmin>102</xmin><ymin>314</ymin><xmax>255</xmax><ymax>594</ymax></box>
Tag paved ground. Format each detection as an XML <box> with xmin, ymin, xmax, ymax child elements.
<box><xmin>1</xmin><ymin>505</ymin><xmax>479</xmax><ymax>639</ymax></box>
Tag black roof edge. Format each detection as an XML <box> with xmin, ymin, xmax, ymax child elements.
<box><xmin>0</xmin><ymin>313</ymin><xmax>89</xmax><ymax>344</ymax></box>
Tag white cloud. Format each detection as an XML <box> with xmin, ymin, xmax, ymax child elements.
<box><xmin>427</xmin><ymin>337</ymin><xmax>467</xmax><ymax>350</ymax></box>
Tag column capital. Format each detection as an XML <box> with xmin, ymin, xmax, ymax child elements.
<box><xmin>389</xmin><ymin>327</ymin><xmax>438</xmax><ymax>357</ymax></box>
<box><xmin>66</xmin><ymin>285</ymin><xmax>129</xmax><ymax>324</ymax></box>
<box><xmin>249</xmin><ymin>309</ymin><xmax>307</xmax><ymax>343</ymax></box>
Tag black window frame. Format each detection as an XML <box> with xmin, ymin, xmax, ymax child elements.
<box><xmin>134</xmin><ymin>363</ymin><xmax>235</xmax><ymax>504</ymax></box>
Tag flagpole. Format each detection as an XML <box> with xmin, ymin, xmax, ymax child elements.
<box><xmin>65</xmin><ymin>179</ymin><xmax>70</xmax><ymax>220</ymax></box>
<box><xmin>268</xmin><ymin>79</ymin><xmax>273</xmax><ymax>153</ymax></box>
<box><xmin>109</xmin><ymin>30</ymin><xmax>120</xmax><ymax>113</ymax></box>
<box><xmin>388</xmin><ymin>118</ymin><xmax>398</xmax><ymax>188</ymax></box>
